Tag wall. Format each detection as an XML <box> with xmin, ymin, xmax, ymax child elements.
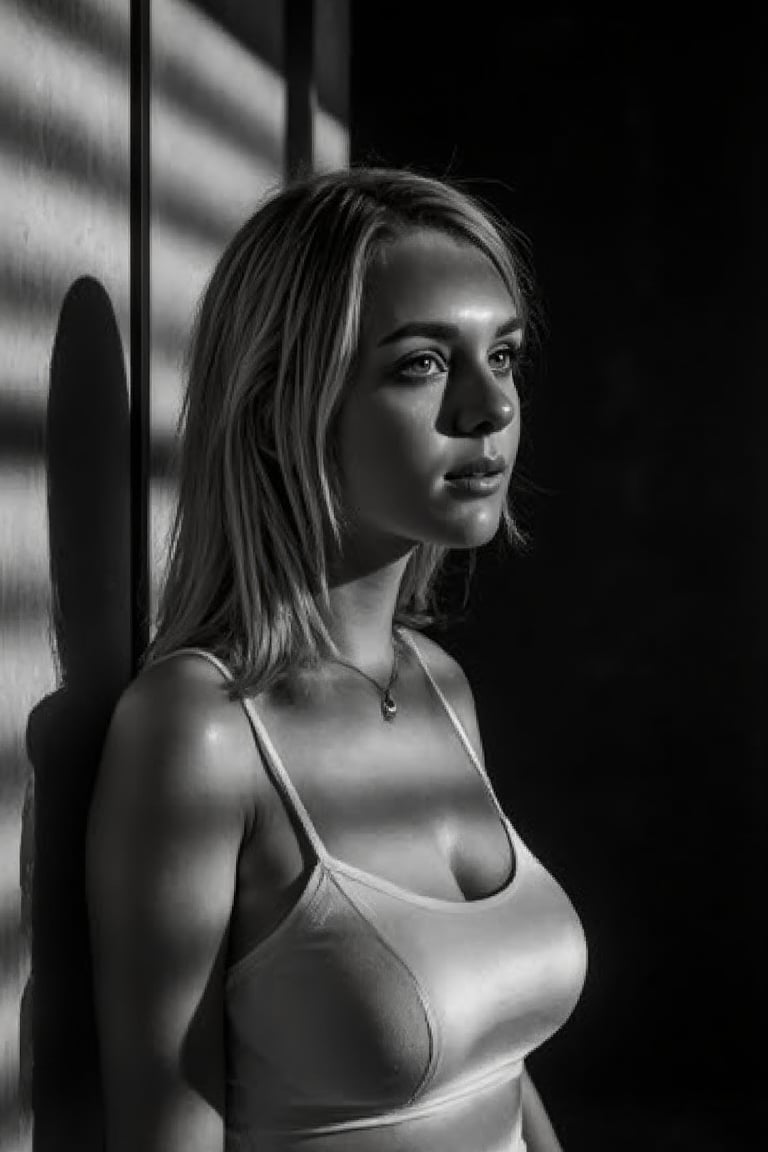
<box><xmin>149</xmin><ymin>0</ymin><xmax>348</xmax><ymax>615</ymax></box>
<box><xmin>149</xmin><ymin>0</ymin><xmax>287</xmax><ymax>622</ymax></box>
<box><xmin>0</xmin><ymin>1</ymin><xmax>131</xmax><ymax>1147</ymax></box>
<box><xmin>0</xmin><ymin>1</ymin><xmax>348</xmax><ymax>1148</ymax></box>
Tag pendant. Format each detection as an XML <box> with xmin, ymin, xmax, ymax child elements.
<box><xmin>381</xmin><ymin>691</ymin><xmax>397</xmax><ymax>721</ymax></box>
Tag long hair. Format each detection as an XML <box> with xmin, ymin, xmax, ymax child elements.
<box><xmin>145</xmin><ymin>166</ymin><xmax>537</xmax><ymax>697</ymax></box>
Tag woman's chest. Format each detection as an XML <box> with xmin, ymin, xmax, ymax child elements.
<box><xmin>230</xmin><ymin>682</ymin><xmax>514</xmax><ymax>961</ymax></box>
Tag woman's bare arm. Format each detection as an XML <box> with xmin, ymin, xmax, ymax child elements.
<box><xmin>86</xmin><ymin>658</ymin><xmax>255</xmax><ymax>1152</ymax></box>
<box><xmin>521</xmin><ymin>1066</ymin><xmax>564</xmax><ymax>1152</ymax></box>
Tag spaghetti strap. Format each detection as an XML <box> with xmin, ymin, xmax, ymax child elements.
<box><xmin>397</xmin><ymin>629</ymin><xmax>507</xmax><ymax>823</ymax></box>
<box><xmin>152</xmin><ymin>646</ymin><xmax>332</xmax><ymax>865</ymax></box>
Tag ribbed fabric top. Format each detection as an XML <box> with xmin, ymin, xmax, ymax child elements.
<box><xmin>166</xmin><ymin>632</ymin><xmax>587</xmax><ymax>1152</ymax></box>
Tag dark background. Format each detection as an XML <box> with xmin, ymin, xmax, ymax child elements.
<box><xmin>351</xmin><ymin>9</ymin><xmax>766</xmax><ymax>1151</ymax></box>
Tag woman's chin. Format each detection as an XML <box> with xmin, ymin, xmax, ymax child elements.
<box><xmin>427</xmin><ymin>510</ymin><xmax>504</xmax><ymax>550</ymax></box>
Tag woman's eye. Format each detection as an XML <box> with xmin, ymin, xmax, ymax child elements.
<box><xmin>489</xmin><ymin>344</ymin><xmax>521</xmax><ymax>375</ymax></box>
<box><xmin>396</xmin><ymin>353</ymin><xmax>447</xmax><ymax>380</ymax></box>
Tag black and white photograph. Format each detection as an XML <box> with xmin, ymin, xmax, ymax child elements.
<box><xmin>0</xmin><ymin>3</ymin><xmax>764</xmax><ymax>1150</ymax></box>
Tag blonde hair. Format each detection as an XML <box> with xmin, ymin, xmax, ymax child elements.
<box><xmin>146</xmin><ymin>166</ymin><xmax>536</xmax><ymax>696</ymax></box>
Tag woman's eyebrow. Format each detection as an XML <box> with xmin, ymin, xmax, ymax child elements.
<box><xmin>377</xmin><ymin>317</ymin><xmax>522</xmax><ymax>347</ymax></box>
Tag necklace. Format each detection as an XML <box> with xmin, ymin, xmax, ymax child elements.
<box><xmin>330</xmin><ymin>631</ymin><xmax>401</xmax><ymax>722</ymax></box>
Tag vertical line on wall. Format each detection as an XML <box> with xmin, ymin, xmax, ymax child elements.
<box><xmin>130</xmin><ymin>0</ymin><xmax>150</xmax><ymax>672</ymax></box>
<box><xmin>285</xmin><ymin>0</ymin><xmax>316</xmax><ymax>178</ymax></box>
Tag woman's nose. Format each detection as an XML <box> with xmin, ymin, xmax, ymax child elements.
<box><xmin>453</xmin><ymin>363</ymin><xmax>518</xmax><ymax>436</ymax></box>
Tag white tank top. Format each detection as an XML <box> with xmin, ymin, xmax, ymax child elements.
<box><xmin>167</xmin><ymin>631</ymin><xmax>587</xmax><ymax>1151</ymax></box>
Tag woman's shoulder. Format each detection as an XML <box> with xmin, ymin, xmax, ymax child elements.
<box><xmin>98</xmin><ymin>648</ymin><xmax>262</xmax><ymax>827</ymax></box>
<box><xmin>116</xmin><ymin>648</ymin><xmax>240</xmax><ymax>741</ymax></box>
<box><xmin>399</xmin><ymin>625</ymin><xmax>473</xmax><ymax>694</ymax></box>
<box><xmin>400</xmin><ymin>625</ymin><xmax>461</xmax><ymax>672</ymax></box>
<box><xmin>399</xmin><ymin>626</ymin><xmax>484</xmax><ymax>756</ymax></box>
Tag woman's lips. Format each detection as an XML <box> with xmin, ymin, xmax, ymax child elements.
<box><xmin>444</xmin><ymin>472</ymin><xmax>505</xmax><ymax>496</ymax></box>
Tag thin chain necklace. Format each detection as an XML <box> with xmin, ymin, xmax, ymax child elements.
<box><xmin>329</xmin><ymin>630</ymin><xmax>402</xmax><ymax>722</ymax></box>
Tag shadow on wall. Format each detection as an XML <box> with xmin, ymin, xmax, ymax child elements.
<box><xmin>21</xmin><ymin>277</ymin><xmax>132</xmax><ymax>1151</ymax></box>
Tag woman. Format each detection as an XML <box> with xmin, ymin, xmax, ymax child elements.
<box><xmin>86</xmin><ymin>167</ymin><xmax>587</xmax><ymax>1152</ymax></box>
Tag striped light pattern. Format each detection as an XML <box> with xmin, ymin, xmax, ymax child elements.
<box><xmin>0</xmin><ymin>0</ymin><xmax>348</xmax><ymax>1146</ymax></box>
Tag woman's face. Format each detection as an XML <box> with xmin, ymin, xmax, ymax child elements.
<box><xmin>334</xmin><ymin>228</ymin><xmax>522</xmax><ymax>559</ymax></box>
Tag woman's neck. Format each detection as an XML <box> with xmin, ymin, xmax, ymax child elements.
<box><xmin>320</xmin><ymin>547</ymin><xmax>413</xmax><ymax>674</ymax></box>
